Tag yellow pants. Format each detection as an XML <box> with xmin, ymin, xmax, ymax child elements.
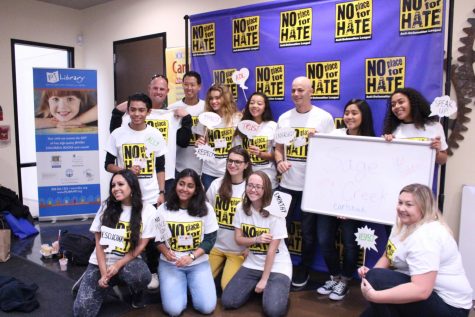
<box><xmin>209</xmin><ymin>248</ymin><xmax>244</xmax><ymax>290</ymax></box>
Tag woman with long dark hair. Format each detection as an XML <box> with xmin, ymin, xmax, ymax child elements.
<box><xmin>156</xmin><ymin>169</ymin><xmax>218</xmax><ymax>316</ymax></box>
<box><xmin>206</xmin><ymin>145</ymin><xmax>252</xmax><ymax>290</ymax></box>
<box><xmin>316</xmin><ymin>99</ymin><xmax>375</xmax><ymax>300</ymax></box>
<box><xmin>73</xmin><ymin>170</ymin><xmax>156</xmax><ymax>316</ymax></box>
<box><xmin>235</xmin><ymin>92</ymin><xmax>278</xmax><ymax>188</ymax></box>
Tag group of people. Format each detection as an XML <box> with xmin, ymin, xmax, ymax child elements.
<box><xmin>71</xmin><ymin>71</ymin><xmax>472</xmax><ymax>317</ymax></box>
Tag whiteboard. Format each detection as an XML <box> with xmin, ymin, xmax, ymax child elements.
<box><xmin>301</xmin><ymin>134</ymin><xmax>435</xmax><ymax>225</ymax></box>
<box><xmin>459</xmin><ymin>185</ymin><xmax>475</xmax><ymax>300</ymax></box>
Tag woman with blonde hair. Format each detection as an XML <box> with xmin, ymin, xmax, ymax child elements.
<box><xmin>196</xmin><ymin>84</ymin><xmax>241</xmax><ymax>190</ymax></box>
<box><xmin>358</xmin><ymin>184</ymin><xmax>472</xmax><ymax>317</ymax></box>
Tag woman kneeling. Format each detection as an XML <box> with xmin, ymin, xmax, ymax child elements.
<box><xmin>222</xmin><ymin>171</ymin><xmax>292</xmax><ymax>317</ymax></box>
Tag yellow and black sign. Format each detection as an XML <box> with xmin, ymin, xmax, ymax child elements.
<box><xmin>255</xmin><ymin>65</ymin><xmax>285</xmax><ymax>100</ymax></box>
<box><xmin>111</xmin><ymin>221</ymin><xmax>143</xmax><ymax>256</ymax></box>
<box><xmin>335</xmin><ymin>0</ymin><xmax>372</xmax><ymax>42</ymax></box>
<box><xmin>365</xmin><ymin>56</ymin><xmax>405</xmax><ymax>99</ymax></box>
<box><xmin>306</xmin><ymin>61</ymin><xmax>340</xmax><ymax>100</ymax></box>
<box><xmin>334</xmin><ymin>117</ymin><xmax>345</xmax><ymax>129</ymax></box>
<box><xmin>192</xmin><ymin>23</ymin><xmax>216</xmax><ymax>56</ymax></box>
<box><xmin>214</xmin><ymin>196</ymin><xmax>241</xmax><ymax>230</ymax></box>
<box><xmin>189</xmin><ymin>116</ymin><xmax>200</xmax><ymax>146</ymax></box>
<box><xmin>121</xmin><ymin>143</ymin><xmax>154</xmax><ymax>178</ymax></box>
<box><xmin>386</xmin><ymin>239</ymin><xmax>396</xmax><ymax>265</ymax></box>
<box><xmin>241</xmin><ymin>223</ymin><xmax>271</xmax><ymax>254</ymax></box>
<box><xmin>208</xmin><ymin>127</ymin><xmax>235</xmax><ymax>159</ymax></box>
<box><xmin>287</xmin><ymin>128</ymin><xmax>311</xmax><ymax>162</ymax></box>
<box><xmin>288</xmin><ymin>220</ymin><xmax>302</xmax><ymax>255</ymax></box>
<box><xmin>213</xmin><ymin>68</ymin><xmax>238</xmax><ymax>100</ymax></box>
<box><xmin>400</xmin><ymin>0</ymin><xmax>443</xmax><ymax>35</ymax></box>
<box><xmin>233</xmin><ymin>16</ymin><xmax>260</xmax><ymax>52</ymax></box>
<box><xmin>167</xmin><ymin>221</ymin><xmax>203</xmax><ymax>252</ymax></box>
<box><xmin>242</xmin><ymin>135</ymin><xmax>268</xmax><ymax>165</ymax></box>
<box><xmin>279</xmin><ymin>8</ymin><xmax>312</xmax><ymax>47</ymax></box>
<box><xmin>146</xmin><ymin>119</ymin><xmax>169</xmax><ymax>142</ymax></box>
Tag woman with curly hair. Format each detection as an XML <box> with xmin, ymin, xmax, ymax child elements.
<box><xmin>73</xmin><ymin>170</ymin><xmax>156</xmax><ymax>316</ymax></box>
<box><xmin>196</xmin><ymin>84</ymin><xmax>242</xmax><ymax>190</ymax></box>
<box><xmin>383</xmin><ymin>88</ymin><xmax>447</xmax><ymax>165</ymax></box>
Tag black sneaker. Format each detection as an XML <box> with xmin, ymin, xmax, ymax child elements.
<box><xmin>291</xmin><ymin>267</ymin><xmax>309</xmax><ymax>288</ymax></box>
<box><xmin>329</xmin><ymin>281</ymin><xmax>349</xmax><ymax>301</ymax></box>
<box><xmin>130</xmin><ymin>290</ymin><xmax>146</xmax><ymax>309</ymax></box>
<box><xmin>316</xmin><ymin>276</ymin><xmax>338</xmax><ymax>295</ymax></box>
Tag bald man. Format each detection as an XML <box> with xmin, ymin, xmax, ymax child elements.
<box><xmin>274</xmin><ymin>76</ymin><xmax>334</xmax><ymax>288</ymax></box>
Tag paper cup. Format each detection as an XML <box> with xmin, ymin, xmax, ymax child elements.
<box><xmin>59</xmin><ymin>258</ymin><xmax>68</xmax><ymax>271</ymax></box>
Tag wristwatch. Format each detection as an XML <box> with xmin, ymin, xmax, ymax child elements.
<box><xmin>189</xmin><ymin>252</ymin><xmax>196</xmax><ymax>261</ymax></box>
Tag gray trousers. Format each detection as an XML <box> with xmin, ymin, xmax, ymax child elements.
<box><xmin>221</xmin><ymin>266</ymin><xmax>290</xmax><ymax>317</ymax></box>
<box><xmin>73</xmin><ymin>258</ymin><xmax>151</xmax><ymax>317</ymax></box>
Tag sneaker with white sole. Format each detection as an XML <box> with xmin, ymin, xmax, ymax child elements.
<box><xmin>329</xmin><ymin>281</ymin><xmax>349</xmax><ymax>301</ymax></box>
<box><xmin>316</xmin><ymin>276</ymin><xmax>339</xmax><ymax>295</ymax></box>
<box><xmin>130</xmin><ymin>290</ymin><xmax>146</xmax><ymax>309</ymax></box>
<box><xmin>147</xmin><ymin>273</ymin><xmax>159</xmax><ymax>290</ymax></box>
<box><xmin>291</xmin><ymin>267</ymin><xmax>309</xmax><ymax>288</ymax></box>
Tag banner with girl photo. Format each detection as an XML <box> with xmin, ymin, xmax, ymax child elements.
<box><xmin>33</xmin><ymin>68</ymin><xmax>100</xmax><ymax>219</ymax></box>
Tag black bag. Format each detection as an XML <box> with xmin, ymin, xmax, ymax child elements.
<box><xmin>59</xmin><ymin>233</ymin><xmax>95</xmax><ymax>266</ymax></box>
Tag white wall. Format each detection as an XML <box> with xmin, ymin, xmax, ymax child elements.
<box><xmin>445</xmin><ymin>1</ymin><xmax>475</xmax><ymax>237</ymax></box>
<box><xmin>0</xmin><ymin>0</ymin><xmax>83</xmax><ymax>191</ymax></box>
<box><xmin>0</xmin><ymin>0</ymin><xmax>473</xmax><ymax>238</ymax></box>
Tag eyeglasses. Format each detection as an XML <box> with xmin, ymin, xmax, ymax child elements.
<box><xmin>246</xmin><ymin>183</ymin><xmax>264</xmax><ymax>191</ymax></box>
<box><xmin>151</xmin><ymin>74</ymin><xmax>169</xmax><ymax>83</ymax></box>
<box><xmin>227</xmin><ymin>159</ymin><xmax>245</xmax><ymax>166</ymax></box>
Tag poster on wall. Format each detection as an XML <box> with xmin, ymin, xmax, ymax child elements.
<box><xmin>166</xmin><ymin>47</ymin><xmax>187</xmax><ymax>104</ymax></box>
<box><xmin>190</xmin><ymin>0</ymin><xmax>445</xmax><ymax>133</ymax></box>
<box><xmin>190</xmin><ymin>0</ymin><xmax>446</xmax><ymax>270</ymax></box>
<box><xmin>33</xmin><ymin>68</ymin><xmax>100</xmax><ymax>219</ymax></box>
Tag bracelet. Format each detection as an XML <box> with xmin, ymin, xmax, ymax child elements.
<box><xmin>159</xmin><ymin>190</ymin><xmax>165</xmax><ymax>195</ymax></box>
<box><xmin>276</xmin><ymin>160</ymin><xmax>283</xmax><ymax>165</ymax></box>
<box><xmin>189</xmin><ymin>252</ymin><xmax>196</xmax><ymax>261</ymax></box>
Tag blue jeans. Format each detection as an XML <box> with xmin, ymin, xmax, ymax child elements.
<box><xmin>201</xmin><ymin>173</ymin><xmax>218</xmax><ymax>192</ymax></box>
<box><xmin>222</xmin><ymin>266</ymin><xmax>290</xmax><ymax>317</ymax></box>
<box><xmin>159</xmin><ymin>259</ymin><xmax>216</xmax><ymax>316</ymax></box>
<box><xmin>317</xmin><ymin>215</ymin><xmax>360</xmax><ymax>279</ymax></box>
<box><xmin>361</xmin><ymin>268</ymin><xmax>470</xmax><ymax>317</ymax></box>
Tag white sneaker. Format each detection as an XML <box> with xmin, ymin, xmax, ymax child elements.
<box><xmin>316</xmin><ymin>276</ymin><xmax>339</xmax><ymax>295</ymax></box>
<box><xmin>329</xmin><ymin>281</ymin><xmax>349</xmax><ymax>301</ymax></box>
<box><xmin>147</xmin><ymin>273</ymin><xmax>159</xmax><ymax>289</ymax></box>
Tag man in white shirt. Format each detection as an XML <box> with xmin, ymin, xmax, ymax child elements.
<box><xmin>274</xmin><ymin>76</ymin><xmax>334</xmax><ymax>288</ymax></box>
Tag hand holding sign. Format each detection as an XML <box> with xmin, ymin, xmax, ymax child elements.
<box><xmin>429</xmin><ymin>96</ymin><xmax>457</xmax><ymax>118</ymax></box>
<box><xmin>266</xmin><ymin>191</ymin><xmax>292</xmax><ymax>218</ymax></box>
<box><xmin>275</xmin><ymin>127</ymin><xmax>296</xmax><ymax>162</ymax></box>
<box><xmin>100</xmin><ymin>226</ymin><xmax>126</xmax><ymax>253</ymax></box>
<box><xmin>354</xmin><ymin>225</ymin><xmax>378</xmax><ymax>267</ymax></box>
<box><xmin>238</xmin><ymin>120</ymin><xmax>260</xmax><ymax>139</ymax></box>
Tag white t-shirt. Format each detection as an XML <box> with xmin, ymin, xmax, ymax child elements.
<box><xmin>331</xmin><ymin>128</ymin><xmax>349</xmax><ymax>136</ymax></box>
<box><xmin>122</xmin><ymin>109</ymin><xmax>181</xmax><ymax>181</ymax></box>
<box><xmin>233</xmin><ymin>204</ymin><xmax>292</xmax><ymax>279</ymax></box>
<box><xmin>392</xmin><ymin>122</ymin><xmax>448</xmax><ymax>151</ymax></box>
<box><xmin>206</xmin><ymin>177</ymin><xmax>246</xmax><ymax>253</ymax></box>
<box><xmin>106</xmin><ymin>124</ymin><xmax>167</xmax><ymax>204</ymax></box>
<box><xmin>201</xmin><ymin>116</ymin><xmax>240</xmax><ymax>177</ymax></box>
<box><xmin>277</xmin><ymin>106</ymin><xmax>334</xmax><ymax>191</ymax></box>
<box><xmin>169</xmin><ymin>99</ymin><xmax>205</xmax><ymax>175</ymax></box>
<box><xmin>235</xmin><ymin>121</ymin><xmax>278</xmax><ymax>189</ymax></box>
<box><xmin>155</xmin><ymin>201</ymin><xmax>218</xmax><ymax>266</ymax></box>
<box><xmin>89</xmin><ymin>203</ymin><xmax>157</xmax><ymax>266</ymax></box>
<box><xmin>386</xmin><ymin>221</ymin><xmax>473</xmax><ymax>309</ymax></box>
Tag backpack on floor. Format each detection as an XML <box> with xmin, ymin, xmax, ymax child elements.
<box><xmin>59</xmin><ymin>232</ymin><xmax>95</xmax><ymax>266</ymax></box>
